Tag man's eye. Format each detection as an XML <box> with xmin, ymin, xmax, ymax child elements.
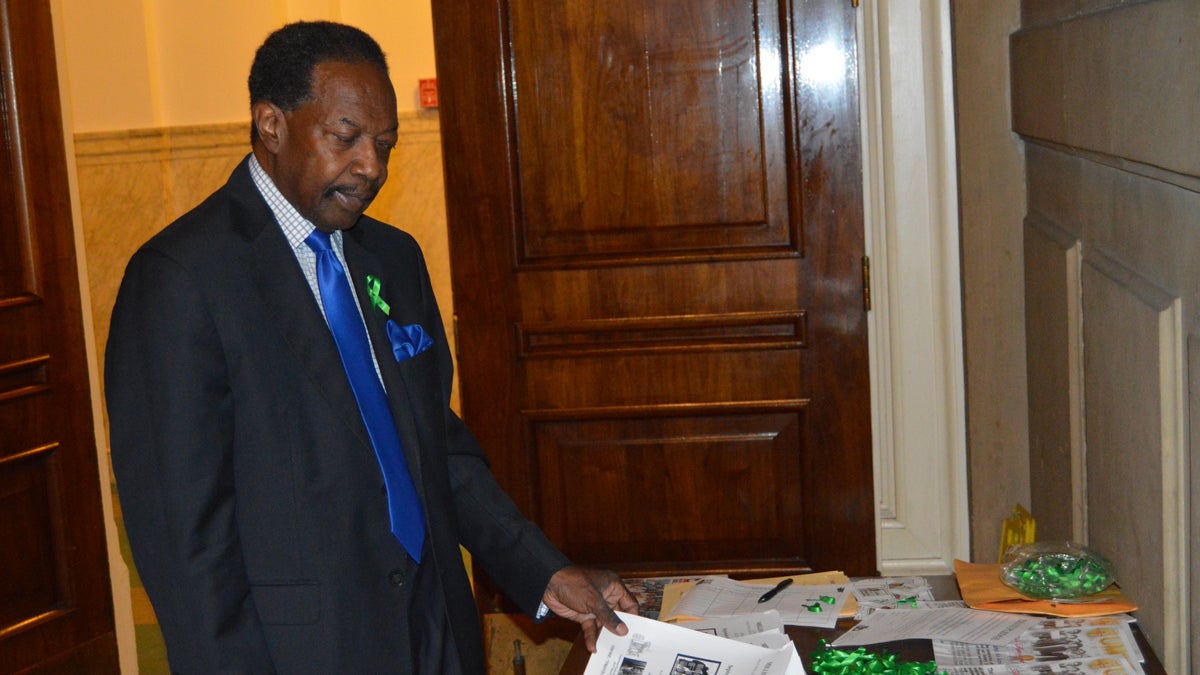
<box><xmin>334</xmin><ymin>134</ymin><xmax>356</xmax><ymax>144</ymax></box>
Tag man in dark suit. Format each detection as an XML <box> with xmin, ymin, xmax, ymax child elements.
<box><xmin>105</xmin><ymin>21</ymin><xmax>636</xmax><ymax>673</ymax></box>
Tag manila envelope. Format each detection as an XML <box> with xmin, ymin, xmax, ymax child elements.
<box><xmin>954</xmin><ymin>559</ymin><xmax>1138</xmax><ymax>618</ymax></box>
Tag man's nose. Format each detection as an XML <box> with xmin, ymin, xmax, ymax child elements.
<box><xmin>351</xmin><ymin>144</ymin><xmax>386</xmax><ymax>182</ymax></box>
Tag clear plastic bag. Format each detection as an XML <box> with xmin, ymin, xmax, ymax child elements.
<box><xmin>1000</xmin><ymin>541</ymin><xmax>1116</xmax><ymax>600</ymax></box>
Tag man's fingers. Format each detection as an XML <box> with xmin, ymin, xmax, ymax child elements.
<box><xmin>541</xmin><ymin>566</ymin><xmax>639</xmax><ymax>652</ymax></box>
<box><xmin>616</xmin><ymin>590</ymin><xmax>639</xmax><ymax>614</ymax></box>
<box><xmin>581</xmin><ymin>620</ymin><xmax>600</xmax><ymax>652</ymax></box>
<box><xmin>596</xmin><ymin>575</ymin><xmax>639</xmax><ymax>616</ymax></box>
<box><xmin>594</xmin><ymin>603</ymin><xmax>628</xmax><ymax>636</ymax></box>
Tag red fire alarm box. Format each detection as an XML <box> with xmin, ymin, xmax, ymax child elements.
<box><xmin>418</xmin><ymin>78</ymin><xmax>438</xmax><ymax>109</ymax></box>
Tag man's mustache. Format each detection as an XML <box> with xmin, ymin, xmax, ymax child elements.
<box><xmin>324</xmin><ymin>182</ymin><xmax>379</xmax><ymax>203</ymax></box>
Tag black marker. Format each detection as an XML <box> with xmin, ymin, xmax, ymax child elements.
<box><xmin>757</xmin><ymin>577</ymin><xmax>794</xmax><ymax>603</ymax></box>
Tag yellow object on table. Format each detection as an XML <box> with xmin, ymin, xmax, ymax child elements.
<box><xmin>998</xmin><ymin>503</ymin><xmax>1036</xmax><ymax>563</ymax></box>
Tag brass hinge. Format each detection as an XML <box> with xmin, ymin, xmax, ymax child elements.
<box><xmin>862</xmin><ymin>256</ymin><xmax>871</xmax><ymax>311</ymax></box>
<box><xmin>852</xmin><ymin>0</ymin><xmax>860</xmax><ymax>7</ymax></box>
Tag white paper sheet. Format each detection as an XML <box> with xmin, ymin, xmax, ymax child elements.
<box><xmin>584</xmin><ymin>611</ymin><xmax>805</xmax><ymax>675</ymax></box>
<box><xmin>831</xmin><ymin>608</ymin><xmax>1038</xmax><ymax>647</ymax></box>
<box><xmin>680</xmin><ymin>610</ymin><xmax>785</xmax><ymax>640</ymax></box>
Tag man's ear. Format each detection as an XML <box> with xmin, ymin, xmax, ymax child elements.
<box><xmin>252</xmin><ymin>101</ymin><xmax>286</xmax><ymax>153</ymax></box>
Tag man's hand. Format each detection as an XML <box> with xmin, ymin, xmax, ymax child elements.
<box><xmin>541</xmin><ymin>566</ymin><xmax>639</xmax><ymax>652</ymax></box>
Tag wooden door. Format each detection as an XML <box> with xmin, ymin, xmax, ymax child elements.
<box><xmin>432</xmin><ymin>0</ymin><xmax>874</xmax><ymax>585</ymax></box>
<box><xmin>0</xmin><ymin>1</ymin><xmax>119</xmax><ymax>671</ymax></box>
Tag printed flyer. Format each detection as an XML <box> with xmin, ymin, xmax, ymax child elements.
<box><xmin>584</xmin><ymin>612</ymin><xmax>803</xmax><ymax>675</ymax></box>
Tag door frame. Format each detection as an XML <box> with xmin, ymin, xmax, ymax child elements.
<box><xmin>49</xmin><ymin>3</ymin><xmax>138</xmax><ymax>671</ymax></box>
<box><xmin>860</xmin><ymin>0</ymin><xmax>970</xmax><ymax>575</ymax></box>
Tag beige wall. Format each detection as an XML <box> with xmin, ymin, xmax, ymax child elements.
<box><xmin>60</xmin><ymin>0</ymin><xmax>438</xmax><ymax>132</ymax></box>
<box><xmin>950</xmin><ymin>0</ymin><xmax>1031</xmax><ymax>566</ymax></box>
<box><xmin>1012</xmin><ymin>0</ymin><xmax>1196</xmax><ymax>670</ymax></box>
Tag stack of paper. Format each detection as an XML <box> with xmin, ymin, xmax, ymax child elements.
<box><xmin>585</xmin><ymin>611</ymin><xmax>803</xmax><ymax>675</ymax></box>
<box><xmin>932</xmin><ymin>614</ymin><xmax>1147</xmax><ymax>674</ymax></box>
<box><xmin>661</xmin><ymin>577</ymin><xmax>851</xmax><ymax>629</ymax></box>
<box><xmin>849</xmin><ymin>576</ymin><xmax>950</xmax><ymax>617</ymax></box>
<box><xmin>831</xmin><ymin>607</ymin><xmax>1038</xmax><ymax>647</ymax></box>
<box><xmin>623</xmin><ymin>576</ymin><xmax>720</xmax><ymax>620</ymax></box>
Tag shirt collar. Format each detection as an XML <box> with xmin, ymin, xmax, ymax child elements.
<box><xmin>248</xmin><ymin>153</ymin><xmax>340</xmax><ymax>251</ymax></box>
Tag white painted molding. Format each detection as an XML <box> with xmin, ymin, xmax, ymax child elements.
<box><xmin>859</xmin><ymin>0</ymin><xmax>970</xmax><ymax>575</ymax></box>
<box><xmin>1158</xmin><ymin>299</ymin><xmax>1188</xmax><ymax>675</ymax></box>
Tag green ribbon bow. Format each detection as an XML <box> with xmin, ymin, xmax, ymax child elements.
<box><xmin>366</xmin><ymin>275</ymin><xmax>390</xmax><ymax>316</ymax></box>
<box><xmin>810</xmin><ymin>640</ymin><xmax>943</xmax><ymax>675</ymax></box>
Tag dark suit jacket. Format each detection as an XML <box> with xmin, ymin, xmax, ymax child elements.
<box><xmin>106</xmin><ymin>157</ymin><xmax>570</xmax><ymax>673</ymax></box>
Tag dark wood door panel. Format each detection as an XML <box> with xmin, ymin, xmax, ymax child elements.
<box><xmin>515</xmin><ymin>259</ymin><xmax>807</xmax><ymax>317</ymax></box>
<box><xmin>517</xmin><ymin>311</ymin><xmax>806</xmax><ymax>359</ymax></box>
<box><xmin>522</xmin><ymin>351</ymin><xmax>805</xmax><ymax>409</ymax></box>
<box><xmin>509</xmin><ymin>0</ymin><xmax>788</xmax><ymax>257</ymax></box>
<box><xmin>531</xmin><ymin>406</ymin><xmax>808</xmax><ymax>573</ymax></box>
<box><xmin>0</xmin><ymin>0</ymin><xmax>118</xmax><ymax>671</ymax></box>
<box><xmin>0</xmin><ymin>445</ymin><xmax>69</xmax><ymax>628</ymax></box>
<box><xmin>0</xmin><ymin>122</ymin><xmax>31</xmax><ymax>297</ymax></box>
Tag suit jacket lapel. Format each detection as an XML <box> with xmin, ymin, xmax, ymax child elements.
<box><xmin>231</xmin><ymin>169</ymin><xmax>371</xmax><ymax>451</ymax></box>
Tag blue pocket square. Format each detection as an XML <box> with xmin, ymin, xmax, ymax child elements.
<box><xmin>386</xmin><ymin>321</ymin><xmax>433</xmax><ymax>362</ymax></box>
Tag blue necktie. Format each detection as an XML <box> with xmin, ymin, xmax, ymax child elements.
<box><xmin>305</xmin><ymin>229</ymin><xmax>426</xmax><ymax>562</ymax></box>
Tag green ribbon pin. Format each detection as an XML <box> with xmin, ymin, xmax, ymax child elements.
<box><xmin>366</xmin><ymin>275</ymin><xmax>390</xmax><ymax>316</ymax></box>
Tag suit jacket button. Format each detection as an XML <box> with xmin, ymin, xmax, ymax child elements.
<box><xmin>388</xmin><ymin>568</ymin><xmax>406</xmax><ymax>587</ymax></box>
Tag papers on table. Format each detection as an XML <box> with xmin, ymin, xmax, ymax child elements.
<box><xmin>624</xmin><ymin>576</ymin><xmax>720</xmax><ymax>620</ymax></box>
<box><xmin>850</xmin><ymin>576</ymin><xmax>952</xmax><ymax>619</ymax></box>
<box><xmin>584</xmin><ymin>611</ymin><xmax>805</xmax><ymax>675</ymax></box>
<box><xmin>619</xmin><ymin>572</ymin><xmax>1152</xmax><ymax>675</ymax></box>
<box><xmin>662</xmin><ymin>576</ymin><xmax>850</xmax><ymax>629</ymax></box>
<box><xmin>933</xmin><ymin>614</ymin><xmax>1147</xmax><ymax>674</ymax></box>
<box><xmin>681</xmin><ymin>610</ymin><xmax>793</xmax><ymax>649</ymax></box>
<box><xmin>656</xmin><ymin>572</ymin><xmax>856</xmax><ymax>621</ymax></box>
<box><xmin>832</xmin><ymin>607</ymin><xmax>1039</xmax><ymax>647</ymax></box>
<box><xmin>935</xmin><ymin>660</ymin><xmax>1142</xmax><ymax>675</ymax></box>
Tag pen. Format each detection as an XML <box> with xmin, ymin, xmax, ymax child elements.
<box><xmin>757</xmin><ymin>577</ymin><xmax>794</xmax><ymax>603</ymax></box>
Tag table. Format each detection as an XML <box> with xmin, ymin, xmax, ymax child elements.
<box><xmin>556</xmin><ymin>576</ymin><xmax>1167</xmax><ymax>674</ymax></box>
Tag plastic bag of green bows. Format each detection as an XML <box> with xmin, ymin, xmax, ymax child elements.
<box><xmin>1000</xmin><ymin>541</ymin><xmax>1116</xmax><ymax>599</ymax></box>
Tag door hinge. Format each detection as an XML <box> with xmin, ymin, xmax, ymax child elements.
<box><xmin>452</xmin><ymin>314</ymin><xmax>460</xmax><ymax>359</ymax></box>
<box><xmin>852</xmin><ymin>0</ymin><xmax>860</xmax><ymax>7</ymax></box>
<box><xmin>862</xmin><ymin>256</ymin><xmax>871</xmax><ymax>311</ymax></box>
